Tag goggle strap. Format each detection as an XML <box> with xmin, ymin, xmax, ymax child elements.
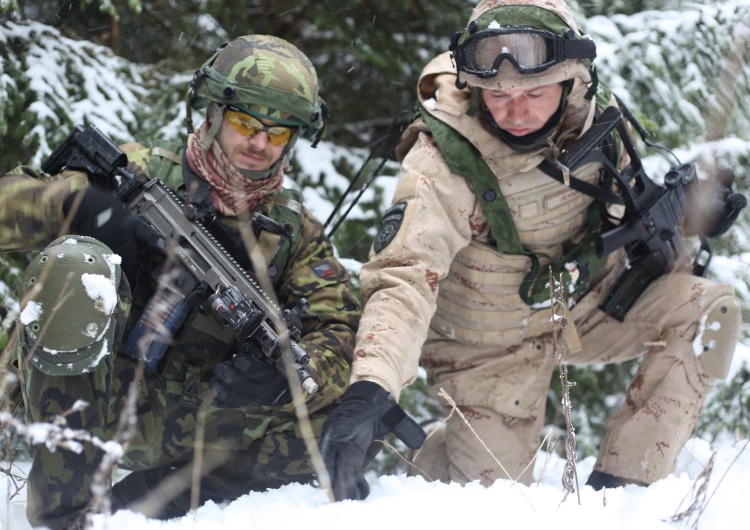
<box><xmin>560</xmin><ymin>36</ymin><xmax>597</xmax><ymax>60</ymax></box>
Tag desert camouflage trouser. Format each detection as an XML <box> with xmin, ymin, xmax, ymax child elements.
<box><xmin>19</xmin><ymin>348</ymin><xmax>324</xmax><ymax>530</ymax></box>
<box><xmin>412</xmin><ymin>272</ymin><xmax>740</xmax><ymax>487</ymax></box>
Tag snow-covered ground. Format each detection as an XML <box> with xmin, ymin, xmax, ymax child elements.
<box><xmin>2</xmin><ymin>431</ymin><xmax>749</xmax><ymax>530</ymax></box>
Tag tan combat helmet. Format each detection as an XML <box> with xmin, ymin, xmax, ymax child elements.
<box><xmin>450</xmin><ymin>0</ymin><xmax>597</xmax><ymax>91</ymax></box>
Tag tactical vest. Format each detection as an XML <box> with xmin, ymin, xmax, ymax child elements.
<box><xmin>125</xmin><ymin>141</ymin><xmax>304</xmax><ymax>397</ymax></box>
<box><xmin>413</xmin><ymin>106</ymin><xmax>618</xmax><ymax>346</ymax></box>
<box><xmin>420</xmin><ymin>109</ymin><xmax>608</xmax><ymax>307</ymax></box>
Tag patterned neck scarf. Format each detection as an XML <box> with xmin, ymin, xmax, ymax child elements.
<box><xmin>185</xmin><ymin>121</ymin><xmax>283</xmax><ymax>215</ymax></box>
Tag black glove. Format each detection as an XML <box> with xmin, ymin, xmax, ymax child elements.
<box><xmin>209</xmin><ymin>351</ymin><xmax>291</xmax><ymax>407</ymax></box>
<box><xmin>319</xmin><ymin>381</ymin><xmax>426</xmax><ymax>501</ymax></box>
<box><xmin>704</xmin><ymin>168</ymin><xmax>747</xmax><ymax>237</ymax></box>
<box><xmin>688</xmin><ymin>167</ymin><xmax>747</xmax><ymax>238</ymax></box>
<box><xmin>63</xmin><ymin>187</ymin><xmax>166</xmax><ymax>287</ymax></box>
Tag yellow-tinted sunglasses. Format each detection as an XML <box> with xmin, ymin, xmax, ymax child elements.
<box><xmin>224</xmin><ymin>108</ymin><xmax>297</xmax><ymax>146</ymax></box>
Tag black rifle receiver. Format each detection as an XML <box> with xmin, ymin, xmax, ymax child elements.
<box><xmin>42</xmin><ymin>125</ymin><xmax>317</xmax><ymax>400</ymax></box>
<box><xmin>42</xmin><ymin>125</ymin><xmax>143</xmax><ymax>202</ymax></box>
<box><xmin>557</xmin><ymin>106</ymin><xmax>708</xmax><ymax>321</ymax></box>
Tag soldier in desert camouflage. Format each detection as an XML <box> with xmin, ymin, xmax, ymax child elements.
<box><xmin>319</xmin><ymin>0</ymin><xmax>744</xmax><ymax>501</ymax></box>
<box><xmin>0</xmin><ymin>35</ymin><xmax>359</xmax><ymax>529</ymax></box>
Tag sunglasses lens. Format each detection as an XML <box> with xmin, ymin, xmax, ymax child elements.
<box><xmin>267</xmin><ymin>127</ymin><xmax>293</xmax><ymax>146</ymax></box>
<box><xmin>224</xmin><ymin>110</ymin><xmax>294</xmax><ymax>146</ymax></box>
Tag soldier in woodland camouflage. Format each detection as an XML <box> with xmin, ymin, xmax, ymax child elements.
<box><xmin>0</xmin><ymin>35</ymin><xmax>359</xmax><ymax>529</ymax></box>
<box><xmin>319</xmin><ymin>0</ymin><xmax>744</xmax><ymax>501</ymax></box>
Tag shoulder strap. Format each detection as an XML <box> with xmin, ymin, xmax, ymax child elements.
<box><xmin>537</xmin><ymin>159</ymin><xmax>623</xmax><ymax>204</ymax></box>
<box><xmin>419</xmin><ymin>108</ymin><xmax>524</xmax><ymax>255</ymax></box>
<box><xmin>418</xmin><ymin>106</ymin><xmax>611</xmax><ymax>306</ymax></box>
<box><xmin>180</xmin><ymin>150</ymin><xmax>220</xmax><ymax>225</ymax></box>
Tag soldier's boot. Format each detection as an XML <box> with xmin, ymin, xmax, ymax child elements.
<box><xmin>586</xmin><ymin>470</ymin><xmax>647</xmax><ymax>490</ymax></box>
<box><xmin>111</xmin><ymin>464</ymin><xmax>197</xmax><ymax>520</ymax></box>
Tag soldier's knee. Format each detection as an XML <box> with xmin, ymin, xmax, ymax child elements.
<box><xmin>19</xmin><ymin>235</ymin><xmax>122</xmax><ymax>376</ymax></box>
<box><xmin>694</xmin><ymin>294</ymin><xmax>740</xmax><ymax>380</ymax></box>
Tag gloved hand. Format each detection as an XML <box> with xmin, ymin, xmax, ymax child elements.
<box><xmin>63</xmin><ymin>187</ymin><xmax>166</xmax><ymax>287</ymax></box>
<box><xmin>704</xmin><ymin>168</ymin><xmax>747</xmax><ymax>237</ymax></box>
<box><xmin>687</xmin><ymin>167</ymin><xmax>747</xmax><ymax>238</ymax></box>
<box><xmin>209</xmin><ymin>351</ymin><xmax>291</xmax><ymax>407</ymax></box>
<box><xmin>318</xmin><ymin>381</ymin><xmax>426</xmax><ymax>501</ymax></box>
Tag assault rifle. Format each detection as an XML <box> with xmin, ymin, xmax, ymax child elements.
<box><xmin>42</xmin><ymin>125</ymin><xmax>318</xmax><ymax>400</ymax></box>
<box><xmin>557</xmin><ymin>105</ymin><xmax>734</xmax><ymax>321</ymax></box>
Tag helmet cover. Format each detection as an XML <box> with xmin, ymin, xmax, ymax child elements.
<box><xmin>190</xmin><ymin>35</ymin><xmax>326</xmax><ymax>140</ymax></box>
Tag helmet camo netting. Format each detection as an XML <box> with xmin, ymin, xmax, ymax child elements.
<box><xmin>190</xmin><ymin>35</ymin><xmax>325</xmax><ymax>140</ymax></box>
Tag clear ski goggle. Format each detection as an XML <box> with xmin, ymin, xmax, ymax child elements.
<box><xmin>450</xmin><ymin>27</ymin><xmax>596</xmax><ymax>78</ymax></box>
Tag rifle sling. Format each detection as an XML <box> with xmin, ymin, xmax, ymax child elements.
<box><xmin>420</xmin><ymin>107</ymin><xmax>613</xmax><ymax>305</ymax></box>
<box><xmin>420</xmin><ymin>108</ymin><xmax>617</xmax><ymax>254</ymax></box>
<box><xmin>537</xmin><ymin>159</ymin><xmax>623</xmax><ymax>205</ymax></box>
<box><xmin>420</xmin><ymin>108</ymin><xmax>524</xmax><ymax>255</ymax></box>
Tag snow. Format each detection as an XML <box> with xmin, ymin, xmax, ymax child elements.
<box><xmin>18</xmin><ymin>302</ymin><xmax>41</xmax><ymax>327</ymax></box>
<box><xmin>2</xmin><ymin>432</ymin><xmax>750</xmax><ymax>529</ymax></box>
<box><xmin>80</xmin><ymin>273</ymin><xmax>117</xmax><ymax>316</ymax></box>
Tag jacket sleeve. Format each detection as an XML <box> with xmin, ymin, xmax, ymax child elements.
<box><xmin>350</xmin><ymin>132</ymin><xmax>476</xmax><ymax>399</ymax></box>
<box><xmin>0</xmin><ymin>167</ymin><xmax>89</xmax><ymax>252</ymax></box>
<box><xmin>276</xmin><ymin>206</ymin><xmax>360</xmax><ymax>413</ymax></box>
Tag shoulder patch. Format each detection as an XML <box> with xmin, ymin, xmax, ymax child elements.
<box><xmin>313</xmin><ymin>262</ymin><xmax>335</xmax><ymax>278</ymax></box>
<box><xmin>373</xmin><ymin>202</ymin><xmax>407</xmax><ymax>253</ymax></box>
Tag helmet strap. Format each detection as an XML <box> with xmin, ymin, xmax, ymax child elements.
<box><xmin>584</xmin><ymin>64</ymin><xmax>599</xmax><ymax>101</ymax></box>
<box><xmin>186</xmin><ymin>65</ymin><xmax>213</xmax><ymax>134</ymax></box>
<box><xmin>481</xmin><ymin>81</ymin><xmax>572</xmax><ymax>151</ymax></box>
<box><xmin>201</xmin><ymin>103</ymin><xmax>226</xmax><ymax>150</ymax></box>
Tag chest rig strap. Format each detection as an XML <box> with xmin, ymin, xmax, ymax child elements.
<box><xmin>419</xmin><ymin>107</ymin><xmax>609</xmax><ymax>305</ymax></box>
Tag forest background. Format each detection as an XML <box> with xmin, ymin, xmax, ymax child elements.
<box><xmin>0</xmin><ymin>0</ymin><xmax>749</xmax><ymax>473</ymax></box>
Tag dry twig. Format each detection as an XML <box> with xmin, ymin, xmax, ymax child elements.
<box><xmin>549</xmin><ymin>269</ymin><xmax>580</xmax><ymax>505</ymax></box>
<box><xmin>437</xmin><ymin>388</ymin><xmax>537</xmax><ymax>512</ymax></box>
<box><xmin>669</xmin><ymin>439</ymin><xmax>749</xmax><ymax>529</ymax></box>
<box><xmin>235</xmin><ymin>214</ymin><xmax>331</xmax><ymax>501</ymax></box>
<box><xmin>669</xmin><ymin>451</ymin><xmax>716</xmax><ymax>529</ymax></box>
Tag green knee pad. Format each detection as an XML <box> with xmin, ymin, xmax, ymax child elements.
<box><xmin>19</xmin><ymin>235</ymin><xmax>122</xmax><ymax>376</ymax></box>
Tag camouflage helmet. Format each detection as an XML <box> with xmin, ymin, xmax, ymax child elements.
<box><xmin>19</xmin><ymin>236</ymin><xmax>120</xmax><ymax>376</ymax></box>
<box><xmin>188</xmin><ymin>35</ymin><xmax>327</xmax><ymax>144</ymax></box>
<box><xmin>450</xmin><ymin>0</ymin><xmax>596</xmax><ymax>91</ymax></box>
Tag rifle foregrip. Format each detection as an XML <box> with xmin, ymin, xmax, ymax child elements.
<box><xmin>596</xmin><ymin>221</ymin><xmax>641</xmax><ymax>258</ymax></box>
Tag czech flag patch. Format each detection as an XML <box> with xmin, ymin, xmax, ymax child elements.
<box><xmin>313</xmin><ymin>263</ymin><xmax>335</xmax><ymax>278</ymax></box>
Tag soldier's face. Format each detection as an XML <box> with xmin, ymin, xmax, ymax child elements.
<box><xmin>481</xmin><ymin>83</ymin><xmax>564</xmax><ymax>137</ymax></box>
<box><xmin>218</xmin><ymin>114</ymin><xmax>287</xmax><ymax>171</ymax></box>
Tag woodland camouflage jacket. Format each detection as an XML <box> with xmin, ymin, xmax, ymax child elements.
<box><xmin>0</xmin><ymin>143</ymin><xmax>360</xmax><ymax>413</ymax></box>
